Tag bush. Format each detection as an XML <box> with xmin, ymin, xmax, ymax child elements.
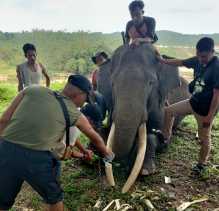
<box><xmin>0</xmin><ymin>84</ymin><xmax>17</xmax><ymax>102</ymax></box>
<box><xmin>50</xmin><ymin>82</ymin><xmax>65</xmax><ymax>91</ymax></box>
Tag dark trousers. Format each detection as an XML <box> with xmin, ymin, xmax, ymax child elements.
<box><xmin>0</xmin><ymin>140</ymin><xmax>63</xmax><ymax>210</ymax></box>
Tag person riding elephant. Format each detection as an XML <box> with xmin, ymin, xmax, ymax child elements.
<box><xmin>125</xmin><ymin>0</ymin><xmax>158</xmax><ymax>46</ymax></box>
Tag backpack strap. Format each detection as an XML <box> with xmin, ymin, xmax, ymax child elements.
<box><xmin>53</xmin><ymin>91</ymin><xmax>70</xmax><ymax>147</ymax></box>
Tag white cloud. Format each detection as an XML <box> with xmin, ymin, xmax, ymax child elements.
<box><xmin>0</xmin><ymin>0</ymin><xmax>219</xmax><ymax>34</ymax></box>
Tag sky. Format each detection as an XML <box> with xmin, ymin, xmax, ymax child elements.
<box><xmin>0</xmin><ymin>0</ymin><xmax>219</xmax><ymax>34</ymax></box>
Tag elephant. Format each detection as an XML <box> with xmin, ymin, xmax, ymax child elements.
<box><xmin>96</xmin><ymin>43</ymin><xmax>188</xmax><ymax>193</ymax></box>
<box><xmin>168</xmin><ymin>76</ymin><xmax>191</xmax><ymax>129</ymax></box>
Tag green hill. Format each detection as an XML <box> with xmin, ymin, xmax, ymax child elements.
<box><xmin>157</xmin><ymin>30</ymin><xmax>219</xmax><ymax>46</ymax></box>
<box><xmin>0</xmin><ymin>30</ymin><xmax>218</xmax><ymax>79</ymax></box>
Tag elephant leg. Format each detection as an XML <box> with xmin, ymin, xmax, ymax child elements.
<box><xmin>141</xmin><ymin>134</ymin><xmax>158</xmax><ymax>176</ymax></box>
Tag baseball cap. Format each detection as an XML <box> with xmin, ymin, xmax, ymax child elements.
<box><xmin>68</xmin><ymin>74</ymin><xmax>92</xmax><ymax>102</ymax></box>
<box><xmin>91</xmin><ymin>51</ymin><xmax>109</xmax><ymax>64</ymax></box>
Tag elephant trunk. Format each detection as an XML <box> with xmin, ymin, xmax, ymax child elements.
<box><xmin>112</xmin><ymin>97</ymin><xmax>145</xmax><ymax>158</ymax></box>
<box><xmin>122</xmin><ymin>123</ymin><xmax>147</xmax><ymax>193</ymax></box>
<box><xmin>113</xmin><ymin>120</ymin><xmax>139</xmax><ymax>159</ymax></box>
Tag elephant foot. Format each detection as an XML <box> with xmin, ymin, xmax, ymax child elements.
<box><xmin>141</xmin><ymin>168</ymin><xmax>156</xmax><ymax>176</ymax></box>
<box><xmin>141</xmin><ymin>160</ymin><xmax>156</xmax><ymax>176</ymax></box>
<box><xmin>151</xmin><ymin>130</ymin><xmax>169</xmax><ymax>153</ymax></box>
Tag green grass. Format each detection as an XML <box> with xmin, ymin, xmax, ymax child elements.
<box><xmin>0</xmin><ymin>83</ymin><xmax>17</xmax><ymax>113</ymax></box>
<box><xmin>0</xmin><ymin>62</ymin><xmax>17</xmax><ymax>83</ymax></box>
<box><xmin>0</xmin><ymin>83</ymin><xmax>218</xmax><ymax>210</ymax></box>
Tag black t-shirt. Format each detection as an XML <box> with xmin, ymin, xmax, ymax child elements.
<box><xmin>81</xmin><ymin>92</ymin><xmax>107</xmax><ymax>128</ymax></box>
<box><xmin>125</xmin><ymin>16</ymin><xmax>158</xmax><ymax>43</ymax></box>
<box><xmin>182</xmin><ymin>56</ymin><xmax>219</xmax><ymax>116</ymax></box>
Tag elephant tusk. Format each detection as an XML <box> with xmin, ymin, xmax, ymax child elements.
<box><xmin>122</xmin><ymin>123</ymin><xmax>147</xmax><ymax>193</ymax></box>
<box><xmin>105</xmin><ymin>162</ymin><xmax>115</xmax><ymax>186</ymax></box>
<box><xmin>107</xmin><ymin>122</ymin><xmax>115</xmax><ymax>149</ymax></box>
<box><xmin>105</xmin><ymin>123</ymin><xmax>115</xmax><ymax>186</ymax></box>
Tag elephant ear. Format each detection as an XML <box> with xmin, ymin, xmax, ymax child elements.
<box><xmin>157</xmin><ymin>62</ymin><xmax>181</xmax><ymax>100</ymax></box>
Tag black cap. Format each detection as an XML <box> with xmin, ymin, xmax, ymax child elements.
<box><xmin>68</xmin><ymin>74</ymin><xmax>92</xmax><ymax>101</ymax></box>
<box><xmin>91</xmin><ymin>51</ymin><xmax>109</xmax><ymax>64</ymax></box>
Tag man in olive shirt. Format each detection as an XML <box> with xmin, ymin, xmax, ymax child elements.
<box><xmin>0</xmin><ymin>74</ymin><xmax>113</xmax><ymax>211</ymax></box>
<box><xmin>158</xmin><ymin>37</ymin><xmax>219</xmax><ymax>174</ymax></box>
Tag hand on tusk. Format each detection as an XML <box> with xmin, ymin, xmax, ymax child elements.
<box><xmin>103</xmin><ymin>152</ymin><xmax>115</xmax><ymax>163</ymax></box>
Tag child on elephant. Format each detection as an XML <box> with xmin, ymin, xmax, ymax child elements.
<box><xmin>158</xmin><ymin>37</ymin><xmax>219</xmax><ymax>175</ymax></box>
<box><xmin>125</xmin><ymin>0</ymin><xmax>158</xmax><ymax>46</ymax></box>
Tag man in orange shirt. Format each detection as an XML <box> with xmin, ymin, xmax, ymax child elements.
<box><xmin>91</xmin><ymin>51</ymin><xmax>109</xmax><ymax>90</ymax></box>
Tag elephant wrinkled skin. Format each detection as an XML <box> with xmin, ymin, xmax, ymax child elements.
<box><xmin>97</xmin><ymin>43</ymin><xmax>188</xmax><ymax>192</ymax></box>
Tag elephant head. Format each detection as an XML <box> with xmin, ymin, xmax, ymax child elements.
<box><xmin>97</xmin><ymin>44</ymin><xmax>180</xmax><ymax>192</ymax></box>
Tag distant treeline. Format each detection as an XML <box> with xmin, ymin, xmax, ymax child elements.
<box><xmin>0</xmin><ymin>30</ymin><xmax>218</xmax><ymax>75</ymax></box>
<box><xmin>157</xmin><ymin>30</ymin><xmax>219</xmax><ymax>47</ymax></box>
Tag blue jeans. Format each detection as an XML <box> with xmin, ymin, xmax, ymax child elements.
<box><xmin>0</xmin><ymin>140</ymin><xmax>63</xmax><ymax>210</ymax></box>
